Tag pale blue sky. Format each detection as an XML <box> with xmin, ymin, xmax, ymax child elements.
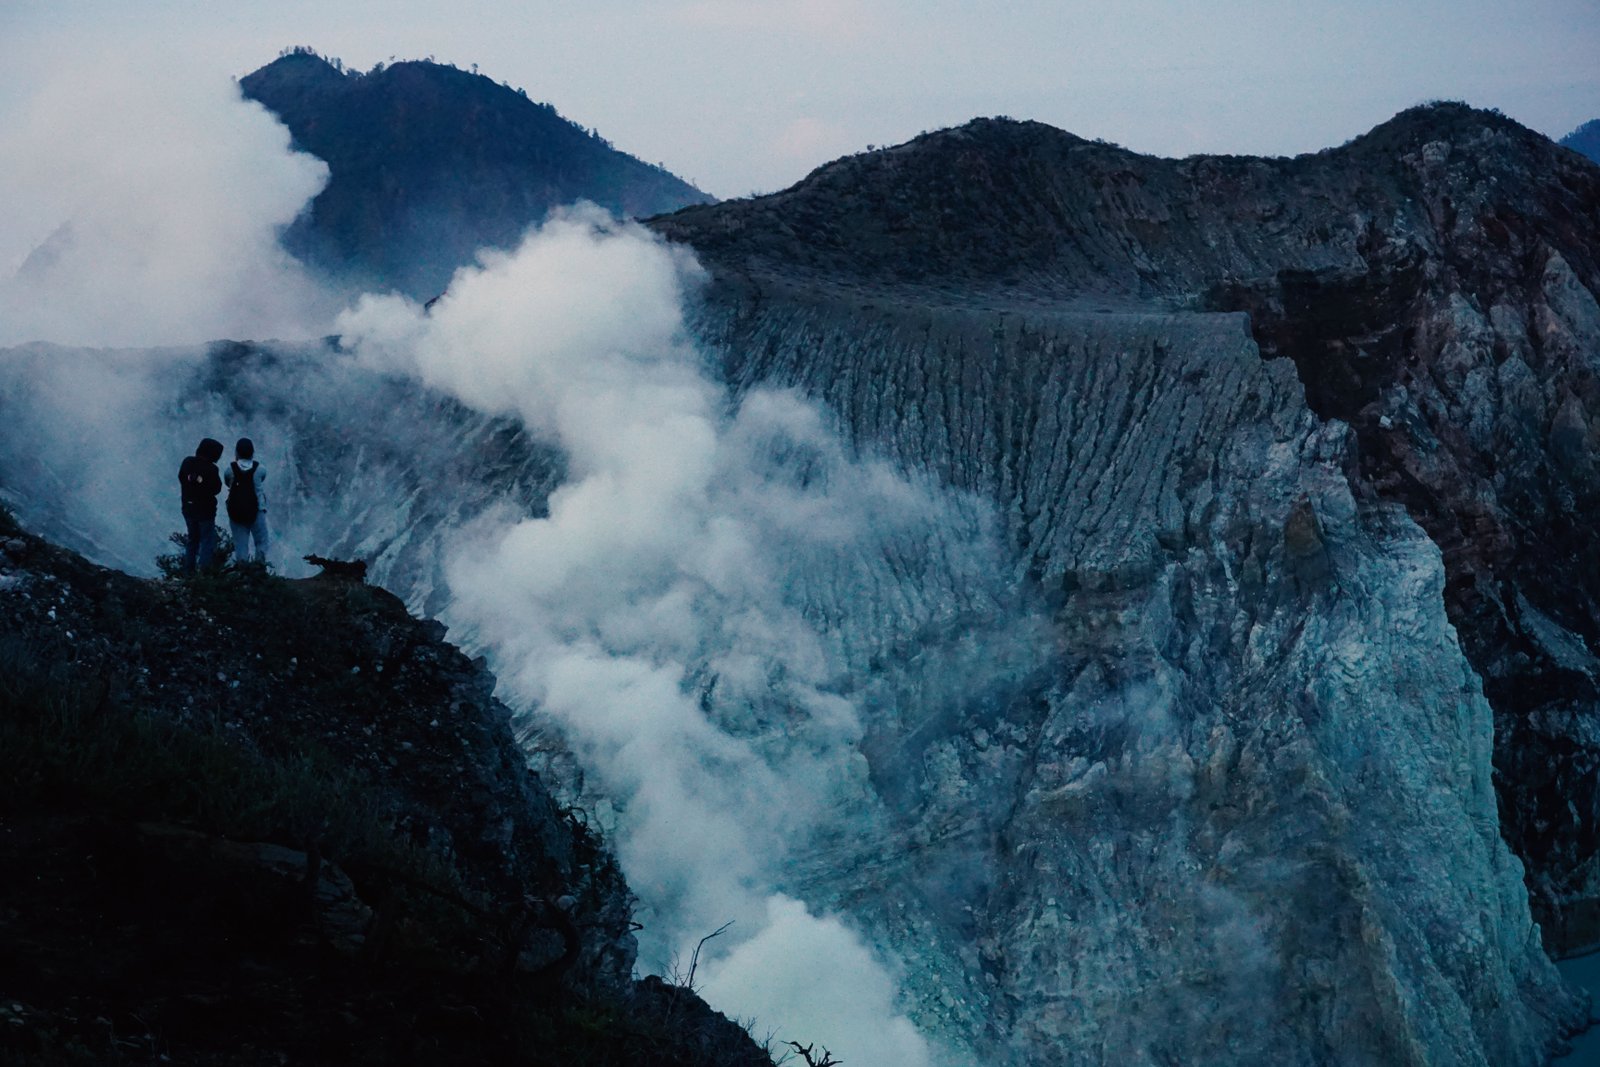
<box><xmin>6</xmin><ymin>0</ymin><xmax>1598</xmax><ymax>198</ymax></box>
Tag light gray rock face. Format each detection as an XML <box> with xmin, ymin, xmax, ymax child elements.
<box><xmin>0</xmin><ymin>339</ymin><xmax>560</xmax><ymax>614</ymax></box>
<box><xmin>682</xmin><ymin>292</ymin><xmax>1582</xmax><ymax>1064</ymax></box>
<box><xmin>1190</xmin><ymin>119</ymin><xmax>1600</xmax><ymax>948</ymax></box>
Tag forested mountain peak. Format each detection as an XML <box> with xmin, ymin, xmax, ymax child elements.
<box><xmin>240</xmin><ymin>49</ymin><xmax>713</xmax><ymax>297</ymax></box>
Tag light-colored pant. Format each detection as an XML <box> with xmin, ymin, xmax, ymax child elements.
<box><xmin>230</xmin><ymin>513</ymin><xmax>271</xmax><ymax>564</ymax></box>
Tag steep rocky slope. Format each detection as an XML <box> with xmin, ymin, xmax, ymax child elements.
<box><xmin>650</xmin><ymin>103</ymin><xmax>1600</xmax><ymax>1062</ymax></box>
<box><xmin>656</xmin><ymin>101</ymin><xmax>1600</xmax><ymax>942</ymax></box>
<box><xmin>0</xmin><ymin>508</ymin><xmax>770</xmax><ymax>1066</ymax></box>
<box><xmin>1202</xmin><ymin>112</ymin><xmax>1600</xmax><ymax>953</ymax></box>
<box><xmin>240</xmin><ymin>51</ymin><xmax>713</xmax><ymax>298</ymax></box>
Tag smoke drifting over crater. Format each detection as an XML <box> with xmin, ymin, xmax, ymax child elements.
<box><xmin>340</xmin><ymin>212</ymin><xmax>1046</xmax><ymax>1064</ymax></box>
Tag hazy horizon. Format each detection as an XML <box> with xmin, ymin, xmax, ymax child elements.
<box><xmin>5</xmin><ymin>0</ymin><xmax>1596</xmax><ymax>199</ymax></box>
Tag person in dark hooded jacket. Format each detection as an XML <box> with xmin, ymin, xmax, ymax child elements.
<box><xmin>177</xmin><ymin>437</ymin><xmax>224</xmax><ymax>574</ymax></box>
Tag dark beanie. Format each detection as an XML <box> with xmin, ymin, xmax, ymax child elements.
<box><xmin>236</xmin><ymin>437</ymin><xmax>255</xmax><ymax>460</ymax></box>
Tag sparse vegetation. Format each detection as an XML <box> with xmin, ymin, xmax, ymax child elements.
<box><xmin>152</xmin><ymin>525</ymin><xmax>235</xmax><ymax>579</ymax></box>
<box><xmin>784</xmin><ymin>1040</ymin><xmax>843</xmax><ymax>1066</ymax></box>
<box><xmin>0</xmin><ymin>634</ymin><xmax>465</xmax><ymax>919</ymax></box>
<box><xmin>0</xmin><ymin>696</ymin><xmax>717</xmax><ymax>1062</ymax></box>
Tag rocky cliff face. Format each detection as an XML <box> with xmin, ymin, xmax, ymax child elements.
<box><xmin>650</xmin><ymin>103</ymin><xmax>1600</xmax><ymax>1063</ymax></box>
<box><xmin>1199</xmin><ymin>110</ymin><xmax>1600</xmax><ymax>954</ymax></box>
<box><xmin>665</xmin><ymin>297</ymin><xmax>1580</xmax><ymax>1065</ymax></box>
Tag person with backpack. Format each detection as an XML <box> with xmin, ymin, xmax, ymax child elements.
<box><xmin>224</xmin><ymin>437</ymin><xmax>270</xmax><ymax>565</ymax></box>
<box><xmin>177</xmin><ymin>437</ymin><xmax>224</xmax><ymax>574</ymax></box>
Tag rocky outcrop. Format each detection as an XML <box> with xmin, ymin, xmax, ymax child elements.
<box><xmin>0</xmin><ymin>514</ymin><xmax>772</xmax><ymax>1065</ymax></box>
<box><xmin>1196</xmin><ymin>109</ymin><xmax>1600</xmax><ymax>951</ymax></box>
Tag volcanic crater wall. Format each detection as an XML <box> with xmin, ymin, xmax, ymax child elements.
<box><xmin>677</xmin><ymin>283</ymin><xmax>1581</xmax><ymax>1064</ymax></box>
<box><xmin>3</xmin><ymin>99</ymin><xmax>1597</xmax><ymax>1066</ymax></box>
<box><xmin>647</xmin><ymin>100</ymin><xmax>1600</xmax><ymax>1064</ymax></box>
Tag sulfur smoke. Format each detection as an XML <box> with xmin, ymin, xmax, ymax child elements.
<box><xmin>338</xmin><ymin>210</ymin><xmax>1037</xmax><ymax>1063</ymax></box>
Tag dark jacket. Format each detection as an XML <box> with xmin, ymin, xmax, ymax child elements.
<box><xmin>179</xmin><ymin>439</ymin><xmax>224</xmax><ymax>518</ymax></box>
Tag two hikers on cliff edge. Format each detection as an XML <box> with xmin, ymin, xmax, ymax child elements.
<box><xmin>177</xmin><ymin>437</ymin><xmax>270</xmax><ymax>574</ymax></box>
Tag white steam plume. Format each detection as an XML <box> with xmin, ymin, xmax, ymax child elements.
<box><xmin>0</xmin><ymin>50</ymin><xmax>335</xmax><ymax>347</ymax></box>
<box><xmin>338</xmin><ymin>208</ymin><xmax>1003</xmax><ymax>1064</ymax></box>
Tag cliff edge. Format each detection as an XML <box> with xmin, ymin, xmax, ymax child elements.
<box><xmin>0</xmin><ymin>505</ymin><xmax>770</xmax><ymax>1066</ymax></box>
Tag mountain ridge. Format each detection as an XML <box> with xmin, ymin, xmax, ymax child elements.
<box><xmin>240</xmin><ymin>50</ymin><xmax>714</xmax><ymax>298</ymax></box>
<box><xmin>653</xmin><ymin>102</ymin><xmax>1582</xmax><ymax>306</ymax></box>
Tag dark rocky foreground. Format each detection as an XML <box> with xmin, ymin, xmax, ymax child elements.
<box><xmin>0</xmin><ymin>509</ymin><xmax>770</xmax><ymax>1066</ymax></box>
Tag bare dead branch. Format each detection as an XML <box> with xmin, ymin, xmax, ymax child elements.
<box><xmin>684</xmin><ymin>919</ymin><xmax>734</xmax><ymax>992</ymax></box>
<box><xmin>785</xmin><ymin>1039</ymin><xmax>842</xmax><ymax>1066</ymax></box>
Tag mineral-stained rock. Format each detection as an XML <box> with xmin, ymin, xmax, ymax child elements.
<box><xmin>1190</xmin><ymin>109</ymin><xmax>1600</xmax><ymax>953</ymax></box>
<box><xmin>668</xmin><ymin>292</ymin><xmax>1582</xmax><ymax>1064</ymax></box>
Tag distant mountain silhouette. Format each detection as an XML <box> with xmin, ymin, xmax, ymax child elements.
<box><xmin>241</xmin><ymin>50</ymin><xmax>713</xmax><ymax>298</ymax></box>
<box><xmin>1562</xmin><ymin>119</ymin><xmax>1600</xmax><ymax>165</ymax></box>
